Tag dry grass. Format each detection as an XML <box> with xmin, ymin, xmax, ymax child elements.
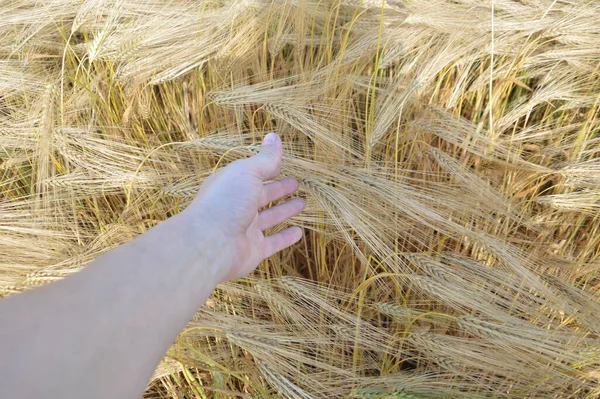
<box><xmin>1</xmin><ymin>0</ymin><xmax>600</xmax><ymax>397</ymax></box>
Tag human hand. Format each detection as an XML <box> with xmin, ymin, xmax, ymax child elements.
<box><xmin>183</xmin><ymin>133</ymin><xmax>304</xmax><ymax>282</ymax></box>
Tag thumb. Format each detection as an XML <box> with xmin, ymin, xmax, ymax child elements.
<box><xmin>248</xmin><ymin>132</ymin><xmax>283</xmax><ymax>180</ymax></box>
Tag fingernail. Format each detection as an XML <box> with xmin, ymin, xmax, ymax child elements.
<box><xmin>264</xmin><ymin>132</ymin><xmax>277</xmax><ymax>145</ymax></box>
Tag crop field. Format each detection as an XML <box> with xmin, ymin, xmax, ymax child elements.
<box><xmin>1</xmin><ymin>0</ymin><xmax>599</xmax><ymax>398</ymax></box>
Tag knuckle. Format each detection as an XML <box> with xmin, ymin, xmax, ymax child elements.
<box><xmin>261</xmin><ymin>150</ymin><xmax>277</xmax><ymax>164</ymax></box>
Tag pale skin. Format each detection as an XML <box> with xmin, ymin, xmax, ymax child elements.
<box><xmin>0</xmin><ymin>133</ymin><xmax>304</xmax><ymax>399</ymax></box>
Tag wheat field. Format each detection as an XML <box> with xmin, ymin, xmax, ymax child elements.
<box><xmin>1</xmin><ymin>0</ymin><xmax>600</xmax><ymax>397</ymax></box>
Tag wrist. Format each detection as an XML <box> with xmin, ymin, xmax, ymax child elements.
<box><xmin>165</xmin><ymin>212</ymin><xmax>232</xmax><ymax>284</ymax></box>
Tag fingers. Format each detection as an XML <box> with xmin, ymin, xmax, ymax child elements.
<box><xmin>258</xmin><ymin>197</ymin><xmax>305</xmax><ymax>231</ymax></box>
<box><xmin>245</xmin><ymin>132</ymin><xmax>283</xmax><ymax>181</ymax></box>
<box><xmin>263</xmin><ymin>226</ymin><xmax>303</xmax><ymax>259</ymax></box>
<box><xmin>260</xmin><ymin>177</ymin><xmax>299</xmax><ymax>208</ymax></box>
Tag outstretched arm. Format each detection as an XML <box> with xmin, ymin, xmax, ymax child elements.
<box><xmin>0</xmin><ymin>133</ymin><xmax>304</xmax><ymax>399</ymax></box>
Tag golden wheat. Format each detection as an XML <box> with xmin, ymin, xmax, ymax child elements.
<box><xmin>1</xmin><ymin>0</ymin><xmax>600</xmax><ymax>397</ymax></box>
